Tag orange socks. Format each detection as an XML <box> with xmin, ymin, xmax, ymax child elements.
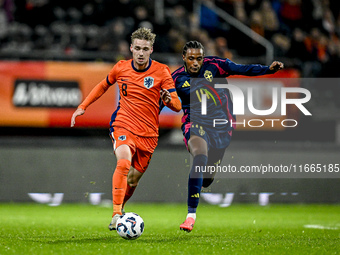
<box><xmin>112</xmin><ymin>159</ymin><xmax>131</xmax><ymax>215</ymax></box>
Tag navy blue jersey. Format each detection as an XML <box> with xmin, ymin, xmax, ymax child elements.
<box><xmin>172</xmin><ymin>56</ymin><xmax>273</xmax><ymax>133</ymax></box>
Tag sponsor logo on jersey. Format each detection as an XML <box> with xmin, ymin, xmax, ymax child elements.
<box><xmin>182</xmin><ymin>81</ymin><xmax>190</xmax><ymax>87</ymax></box>
<box><xmin>12</xmin><ymin>80</ymin><xmax>81</xmax><ymax>108</ymax></box>
<box><xmin>144</xmin><ymin>77</ymin><xmax>154</xmax><ymax>89</ymax></box>
<box><xmin>118</xmin><ymin>135</ymin><xmax>126</xmax><ymax>141</ymax></box>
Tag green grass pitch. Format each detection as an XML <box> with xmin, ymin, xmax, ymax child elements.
<box><xmin>0</xmin><ymin>203</ymin><xmax>339</xmax><ymax>255</ymax></box>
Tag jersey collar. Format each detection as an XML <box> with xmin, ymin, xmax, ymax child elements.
<box><xmin>131</xmin><ymin>58</ymin><xmax>152</xmax><ymax>72</ymax></box>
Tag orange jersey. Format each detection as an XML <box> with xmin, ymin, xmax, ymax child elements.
<box><xmin>79</xmin><ymin>59</ymin><xmax>180</xmax><ymax>137</ymax></box>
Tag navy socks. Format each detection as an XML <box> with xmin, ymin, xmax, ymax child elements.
<box><xmin>187</xmin><ymin>154</ymin><xmax>208</xmax><ymax>213</ymax></box>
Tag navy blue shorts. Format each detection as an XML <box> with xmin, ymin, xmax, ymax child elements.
<box><xmin>181</xmin><ymin>122</ymin><xmax>232</xmax><ymax>165</ymax></box>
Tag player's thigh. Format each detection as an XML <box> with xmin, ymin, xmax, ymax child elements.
<box><xmin>183</xmin><ymin>123</ymin><xmax>209</xmax><ymax>156</ymax></box>
<box><xmin>115</xmin><ymin>145</ymin><xmax>132</xmax><ymax>161</ymax></box>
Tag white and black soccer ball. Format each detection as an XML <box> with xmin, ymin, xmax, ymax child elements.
<box><xmin>116</xmin><ymin>212</ymin><xmax>144</xmax><ymax>240</ymax></box>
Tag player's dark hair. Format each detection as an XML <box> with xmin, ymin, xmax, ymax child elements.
<box><xmin>182</xmin><ymin>41</ymin><xmax>204</xmax><ymax>56</ymax></box>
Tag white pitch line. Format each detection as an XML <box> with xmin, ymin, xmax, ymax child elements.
<box><xmin>304</xmin><ymin>225</ymin><xmax>339</xmax><ymax>230</ymax></box>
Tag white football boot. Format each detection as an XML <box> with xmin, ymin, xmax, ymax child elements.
<box><xmin>108</xmin><ymin>214</ymin><xmax>121</xmax><ymax>231</ymax></box>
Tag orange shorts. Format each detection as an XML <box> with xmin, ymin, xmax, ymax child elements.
<box><xmin>109</xmin><ymin>127</ymin><xmax>158</xmax><ymax>173</ymax></box>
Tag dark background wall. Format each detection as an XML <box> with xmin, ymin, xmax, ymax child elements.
<box><xmin>1</xmin><ymin>136</ymin><xmax>339</xmax><ymax>205</ymax></box>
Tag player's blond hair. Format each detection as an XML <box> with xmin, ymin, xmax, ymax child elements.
<box><xmin>131</xmin><ymin>27</ymin><xmax>156</xmax><ymax>46</ymax></box>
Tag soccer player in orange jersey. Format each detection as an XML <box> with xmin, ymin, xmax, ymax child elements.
<box><xmin>70</xmin><ymin>27</ymin><xmax>181</xmax><ymax>230</ymax></box>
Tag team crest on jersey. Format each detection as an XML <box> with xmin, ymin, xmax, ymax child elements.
<box><xmin>118</xmin><ymin>135</ymin><xmax>126</xmax><ymax>141</ymax></box>
<box><xmin>199</xmin><ymin>126</ymin><xmax>205</xmax><ymax>136</ymax></box>
<box><xmin>144</xmin><ymin>77</ymin><xmax>154</xmax><ymax>89</ymax></box>
<box><xmin>204</xmin><ymin>70</ymin><xmax>213</xmax><ymax>82</ymax></box>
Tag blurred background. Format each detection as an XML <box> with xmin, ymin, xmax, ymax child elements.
<box><xmin>0</xmin><ymin>0</ymin><xmax>339</xmax><ymax>206</ymax></box>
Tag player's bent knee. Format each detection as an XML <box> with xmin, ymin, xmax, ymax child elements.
<box><xmin>192</xmin><ymin>149</ymin><xmax>207</xmax><ymax>157</ymax></box>
<box><xmin>189</xmin><ymin>145</ymin><xmax>208</xmax><ymax>157</ymax></box>
<box><xmin>115</xmin><ymin>145</ymin><xmax>132</xmax><ymax>161</ymax></box>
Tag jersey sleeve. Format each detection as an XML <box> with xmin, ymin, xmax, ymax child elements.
<box><xmin>78</xmin><ymin>79</ymin><xmax>110</xmax><ymax>110</ymax></box>
<box><xmin>78</xmin><ymin>64</ymin><xmax>118</xmax><ymax>110</ymax></box>
<box><xmin>107</xmin><ymin>63</ymin><xmax>119</xmax><ymax>85</ymax></box>
<box><xmin>160</xmin><ymin>65</ymin><xmax>181</xmax><ymax>112</ymax></box>
<box><xmin>160</xmin><ymin>65</ymin><xmax>176</xmax><ymax>91</ymax></box>
<box><xmin>163</xmin><ymin>91</ymin><xmax>181</xmax><ymax>112</ymax></box>
<box><xmin>217</xmin><ymin>58</ymin><xmax>271</xmax><ymax>76</ymax></box>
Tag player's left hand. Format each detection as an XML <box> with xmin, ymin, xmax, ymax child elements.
<box><xmin>161</xmin><ymin>89</ymin><xmax>171</xmax><ymax>104</ymax></box>
<box><xmin>269</xmin><ymin>61</ymin><xmax>284</xmax><ymax>72</ymax></box>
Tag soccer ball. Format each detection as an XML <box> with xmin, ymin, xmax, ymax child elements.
<box><xmin>116</xmin><ymin>212</ymin><xmax>144</xmax><ymax>240</ymax></box>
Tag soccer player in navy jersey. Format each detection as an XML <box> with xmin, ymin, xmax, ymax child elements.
<box><xmin>172</xmin><ymin>41</ymin><xmax>284</xmax><ymax>232</ymax></box>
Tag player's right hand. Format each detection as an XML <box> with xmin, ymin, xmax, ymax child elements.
<box><xmin>71</xmin><ymin>108</ymin><xmax>85</xmax><ymax>127</ymax></box>
<box><xmin>160</xmin><ymin>89</ymin><xmax>171</xmax><ymax>104</ymax></box>
<box><xmin>269</xmin><ymin>61</ymin><xmax>284</xmax><ymax>72</ymax></box>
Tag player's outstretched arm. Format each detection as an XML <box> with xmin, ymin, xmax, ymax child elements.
<box><xmin>225</xmin><ymin>58</ymin><xmax>284</xmax><ymax>76</ymax></box>
<box><xmin>269</xmin><ymin>61</ymin><xmax>284</xmax><ymax>72</ymax></box>
<box><xmin>70</xmin><ymin>78</ymin><xmax>111</xmax><ymax>127</ymax></box>
<box><xmin>71</xmin><ymin>108</ymin><xmax>85</xmax><ymax>127</ymax></box>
